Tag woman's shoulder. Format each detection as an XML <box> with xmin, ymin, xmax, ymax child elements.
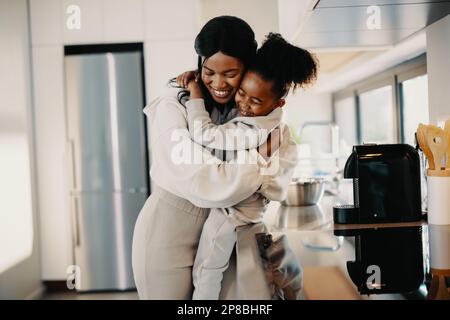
<box><xmin>143</xmin><ymin>88</ymin><xmax>187</xmax><ymax>118</ymax></box>
<box><xmin>145</xmin><ymin>87</ymin><xmax>183</xmax><ymax>107</ymax></box>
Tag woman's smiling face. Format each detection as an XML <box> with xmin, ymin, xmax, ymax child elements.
<box><xmin>201</xmin><ymin>51</ymin><xmax>245</xmax><ymax>104</ymax></box>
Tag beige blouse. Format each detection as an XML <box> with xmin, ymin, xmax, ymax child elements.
<box><xmin>143</xmin><ymin>89</ymin><xmax>298</xmax><ymax>208</ymax></box>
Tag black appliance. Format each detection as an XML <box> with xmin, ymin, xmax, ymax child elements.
<box><xmin>334</xmin><ymin>144</ymin><xmax>422</xmax><ymax>224</ymax></box>
<box><xmin>334</xmin><ymin>227</ymin><xmax>425</xmax><ymax>295</ymax></box>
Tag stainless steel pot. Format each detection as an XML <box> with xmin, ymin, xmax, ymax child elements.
<box><xmin>281</xmin><ymin>177</ymin><xmax>325</xmax><ymax>206</ymax></box>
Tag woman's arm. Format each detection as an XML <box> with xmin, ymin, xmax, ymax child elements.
<box><xmin>147</xmin><ymin>94</ymin><xmax>267</xmax><ymax>208</ymax></box>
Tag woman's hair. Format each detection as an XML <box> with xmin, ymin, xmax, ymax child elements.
<box><xmin>249</xmin><ymin>32</ymin><xmax>318</xmax><ymax>99</ymax></box>
<box><xmin>194</xmin><ymin>15</ymin><xmax>257</xmax><ymax>68</ymax></box>
<box><xmin>172</xmin><ymin>16</ymin><xmax>257</xmax><ymax>112</ymax></box>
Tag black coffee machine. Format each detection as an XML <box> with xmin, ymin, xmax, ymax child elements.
<box><xmin>333</xmin><ymin>144</ymin><xmax>422</xmax><ymax>224</ymax></box>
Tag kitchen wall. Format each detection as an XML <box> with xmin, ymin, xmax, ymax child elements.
<box><xmin>282</xmin><ymin>89</ymin><xmax>335</xmax><ymax>178</ymax></box>
<box><xmin>283</xmin><ymin>90</ymin><xmax>333</xmax><ymax>133</ymax></box>
<box><xmin>198</xmin><ymin>0</ymin><xmax>279</xmax><ymax>44</ymax></box>
<box><xmin>29</xmin><ymin>0</ymin><xmax>198</xmax><ymax>280</ymax></box>
<box><xmin>0</xmin><ymin>0</ymin><xmax>42</xmax><ymax>299</ymax></box>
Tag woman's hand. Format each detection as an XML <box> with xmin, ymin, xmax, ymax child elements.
<box><xmin>176</xmin><ymin>70</ymin><xmax>197</xmax><ymax>89</ymax></box>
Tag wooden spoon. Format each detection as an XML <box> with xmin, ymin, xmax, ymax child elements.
<box><xmin>445</xmin><ymin>120</ymin><xmax>450</xmax><ymax>169</ymax></box>
<box><xmin>417</xmin><ymin>124</ymin><xmax>435</xmax><ymax>170</ymax></box>
<box><xmin>426</xmin><ymin>125</ymin><xmax>448</xmax><ymax>171</ymax></box>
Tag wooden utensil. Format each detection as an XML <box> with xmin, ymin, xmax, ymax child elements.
<box><xmin>417</xmin><ymin>124</ymin><xmax>435</xmax><ymax>170</ymax></box>
<box><xmin>445</xmin><ymin>120</ymin><xmax>450</xmax><ymax>169</ymax></box>
<box><xmin>427</xmin><ymin>269</ymin><xmax>450</xmax><ymax>300</ymax></box>
<box><xmin>426</xmin><ymin>125</ymin><xmax>448</xmax><ymax>171</ymax></box>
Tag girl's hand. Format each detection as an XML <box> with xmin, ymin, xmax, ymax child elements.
<box><xmin>176</xmin><ymin>70</ymin><xmax>197</xmax><ymax>89</ymax></box>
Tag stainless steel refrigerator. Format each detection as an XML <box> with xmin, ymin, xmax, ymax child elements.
<box><xmin>64</xmin><ymin>45</ymin><xmax>148</xmax><ymax>291</ymax></box>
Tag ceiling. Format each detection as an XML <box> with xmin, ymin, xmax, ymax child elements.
<box><xmin>284</xmin><ymin>0</ymin><xmax>449</xmax><ymax>84</ymax></box>
<box><xmin>295</xmin><ymin>0</ymin><xmax>450</xmax><ymax>49</ymax></box>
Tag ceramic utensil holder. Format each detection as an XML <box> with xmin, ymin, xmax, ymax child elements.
<box><xmin>428</xmin><ymin>224</ymin><xmax>450</xmax><ymax>270</ymax></box>
<box><xmin>427</xmin><ymin>170</ymin><xmax>450</xmax><ymax>225</ymax></box>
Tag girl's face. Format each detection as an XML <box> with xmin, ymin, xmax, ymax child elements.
<box><xmin>235</xmin><ymin>71</ymin><xmax>285</xmax><ymax>117</ymax></box>
<box><xmin>201</xmin><ymin>52</ymin><xmax>245</xmax><ymax>104</ymax></box>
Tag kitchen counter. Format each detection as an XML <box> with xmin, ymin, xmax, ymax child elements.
<box><xmin>262</xmin><ymin>192</ymin><xmax>427</xmax><ymax>232</ymax></box>
<box><xmin>224</xmin><ymin>192</ymin><xmax>449</xmax><ymax>300</ymax></box>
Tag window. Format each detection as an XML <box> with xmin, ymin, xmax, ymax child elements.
<box><xmin>401</xmin><ymin>74</ymin><xmax>429</xmax><ymax>146</ymax></box>
<box><xmin>359</xmin><ymin>85</ymin><xmax>395</xmax><ymax>144</ymax></box>
<box><xmin>333</xmin><ymin>54</ymin><xmax>426</xmax><ymax>147</ymax></box>
<box><xmin>334</xmin><ymin>96</ymin><xmax>357</xmax><ymax>170</ymax></box>
<box><xmin>400</xmin><ymin>74</ymin><xmax>429</xmax><ymax>212</ymax></box>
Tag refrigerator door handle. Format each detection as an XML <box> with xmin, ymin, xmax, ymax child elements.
<box><xmin>68</xmin><ymin>139</ymin><xmax>77</xmax><ymax>190</ymax></box>
<box><xmin>72</xmin><ymin>197</ymin><xmax>81</xmax><ymax>247</ymax></box>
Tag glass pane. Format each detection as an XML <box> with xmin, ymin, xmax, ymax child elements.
<box><xmin>359</xmin><ymin>85</ymin><xmax>395</xmax><ymax>144</ymax></box>
<box><xmin>335</xmin><ymin>97</ymin><xmax>357</xmax><ymax>146</ymax></box>
<box><xmin>401</xmin><ymin>74</ymin><xmax>429</xmax><ymax>146</ymax></box>
<box><xmin>335</xmin><ymin>97</ymin><xmax>357</xmax><ymax>171</ymax></box>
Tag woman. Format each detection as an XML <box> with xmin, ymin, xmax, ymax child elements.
<box><xmin>131</xmin><ymin>16</ymin><xmax>293</xmax><ymax>299</ymax></box>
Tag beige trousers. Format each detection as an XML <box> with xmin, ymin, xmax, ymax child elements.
<box><xmin>131</xmin><ymin>186</ymin><xmax>271</xmax><ymax>300</ymax></box>
<box><xmin>132</xmin><ymin>186</ymin><xmax>210</xmax><ymax>299</ymax></box>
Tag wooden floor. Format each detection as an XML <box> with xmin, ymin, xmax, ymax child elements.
<box><xmin>41</xmin><ymin>290</ymin><xmax>139</xmax><ymax>300</ymax></box>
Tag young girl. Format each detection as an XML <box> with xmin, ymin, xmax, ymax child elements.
<box><xmin>181</xmin><ymin>32</ymin><xmax>318</xmax><ymax>299</ymax></box>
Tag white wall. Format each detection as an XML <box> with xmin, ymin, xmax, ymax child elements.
<box><xmin>281</xmin><ymin>89</ymin><xmax>334</xmax><ymax>177</ymax></box>
<box><xmin>277</xmin><ymin>0</ymin><xmax>314</xmax><ymax>41</ymax></box>
<box><xmin>283</xmin><ymin>89</ymin><xmax>333</xmax><ymax>152</ymax></box>
<box><xmin>426</xmin><ymin>14</ymin><xmax>450</xmax><ymax>125</ymax></box>
<box><xmin>283</xmin><ymin>90</ymin><xmax>333</xmax><ymax>130</ymax></box>
<box><xmin>144</xmin><ymin>0</ymin><xmax>198</xmax><ymax>101</ymax></box>
<box><xmin>0</xmin><ymin>0</ymin><xmax>42</xmax><ymax>299</ymax></box>
<box><xmin>29</xmin><ymin>0</ymin><xmax>198</xmax><ymax>280</ymax></box>
<box><xmin>198</xmin><ymin>0</ymin><xmax>279</xmax><ymax>45</ymax></box>
<box><xmin>31</xmin><ymin>45</ymin><xmax>72</xmax><ymax>280</ymax></box>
